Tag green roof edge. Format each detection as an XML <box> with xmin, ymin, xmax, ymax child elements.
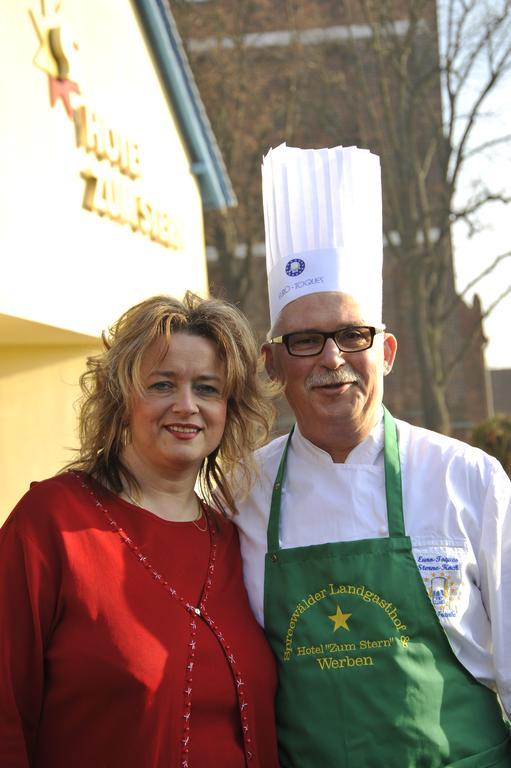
<box><xmin>132</xmin><ymin>0</ymin><xmax>237</xmax><ymax>210</ymax></box>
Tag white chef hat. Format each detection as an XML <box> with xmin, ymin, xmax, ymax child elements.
<box><xmin>262</xmin><ymin>143</ymin><xmax>383</xmax><ymax>327</ymax></box>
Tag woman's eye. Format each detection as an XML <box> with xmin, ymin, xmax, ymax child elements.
<box><xmin>194</xmin><ymin>383</ymin><xmax>219</xmax><ymax>396</ymax></box>
<box><xmin>149</xmin><ymin>380</ymin><xmax>173</xmax><ymax>392</ymax></box>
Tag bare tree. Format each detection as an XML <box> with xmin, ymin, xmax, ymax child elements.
<box><xmin>341</xmin><ymin>0</ymin><xmax>511</xmax><ymax>432</ymax></box>
<box><xmin>170</xmin><ymin>0</ymin><xmax>290</xmax><ymax>316</ymax></box>
<box><xmin>170</xmin><ymin>0</ymin><xmax>347</xmax><ymax>331</ymax></box>
<box><xmin>170</xmin><ymin>0</ymin><xmax>511</xmax><ymax>433</ymax></box>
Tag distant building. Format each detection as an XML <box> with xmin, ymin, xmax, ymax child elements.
<box><xmin>490</xmin><ymin>369</ymin><xmax>511</xmax><ymax>415</ymax></box>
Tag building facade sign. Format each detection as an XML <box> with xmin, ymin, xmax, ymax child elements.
<box><xmin>31</xmin><ymin>0</ymin><xmax>183</xmax><ymax>249</ymax></box>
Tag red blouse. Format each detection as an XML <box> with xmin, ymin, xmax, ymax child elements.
<box><xmin>0</xmin><ymin>472</ymin><xmax>279</xmax><ymax>768</ymax></box>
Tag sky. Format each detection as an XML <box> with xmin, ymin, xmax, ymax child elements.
<box><xmin>450</xmin><ymin>72</ymin><xmax>510</xmax><ymax>371</ymax></box>
<box><xmin>442</xmin><ymin>1</ymin><xmax>511</xmax><ymax>371</ymax></box>
<box><xmin>453</xmin><ymin>200</ymin><xmax>510</xmax><ymax>370</ymax></box>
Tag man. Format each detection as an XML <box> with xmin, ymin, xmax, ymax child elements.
<box><xmin>235</xmin><ymin>143</ymin><xmax>510</xmax><ymax>767</ymax></box>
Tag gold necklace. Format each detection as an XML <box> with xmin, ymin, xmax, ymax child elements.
<box><xmin>192</xmin><ymin>499</ymin><xmax>208</xmax><ymax>532</ymax></box>
<box><xmin>123</xmin><ymin>488</ymin><xmax>208</xmax><ymax>531</ymax></box>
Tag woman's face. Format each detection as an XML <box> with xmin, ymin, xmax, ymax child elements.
<box><xmin>125</xmin><ymin>332</ymin><xmax>228</xmax><ymax>477</ymax></box>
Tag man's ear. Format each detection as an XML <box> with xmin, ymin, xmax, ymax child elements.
<box><xmin>262</xmin><ymin>342</ymin><xmax>278</xmax><ymax>380</ymax></box>
<box><xmin>383</xmin><ymin>333</ymin><xmax>397</xmax><ymax>376</ymax></box>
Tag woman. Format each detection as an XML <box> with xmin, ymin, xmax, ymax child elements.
<box><xmin>0</xmin><ymin>293</ymin><xmax>279</xmax><ymax>768</ymax></box>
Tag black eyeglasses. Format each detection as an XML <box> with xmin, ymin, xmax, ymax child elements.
<box><xmin>268</xmin><ymin>325</ymin><xmax>386</xmax><ymax>357</ymax></box>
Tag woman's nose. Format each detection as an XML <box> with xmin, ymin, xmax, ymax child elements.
<box><xmin>170</xmin><ymin>386</ymin><xmax>199</xmax><ymax>413</ymax></box>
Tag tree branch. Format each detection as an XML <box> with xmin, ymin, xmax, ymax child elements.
<box><xmin>441</xmin><ymin>250</ymin><xmax>511</xmax><ymax>320</ymax></box>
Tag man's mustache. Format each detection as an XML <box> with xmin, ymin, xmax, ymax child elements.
<box><xmin>305</xmin><ymin>366</ymin><xmax>363</xmax><ymax>391</ymax></box>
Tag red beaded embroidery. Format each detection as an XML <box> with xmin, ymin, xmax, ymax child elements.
<box><xmin>73</xmin><ymin>473</ymin><xmax>254</xmax><ymax>766</ymax></box>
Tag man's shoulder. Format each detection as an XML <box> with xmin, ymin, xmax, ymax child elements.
<box><xmin>253</xmin><ymin>433</ymin><xmax>290</xmax><ymax>469</ymax></box>
<box><xmin>395</xmin><ymin>417</ymin><xmax>502</xmax><ymax>475</ymax></box>
<box><xmin>234</xmin><ymin>434</ymin><xmax>290</xmax><ymax>519</ymax></box>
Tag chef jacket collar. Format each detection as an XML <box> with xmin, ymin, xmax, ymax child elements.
<box><xmin>292</xmin><ymin>407</ymin><xmax>384</xmax><ymax>466</ymax></box>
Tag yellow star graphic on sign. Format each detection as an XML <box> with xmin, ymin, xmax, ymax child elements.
<box><xmin>30</xmin><ymin>0</ymin><xmax>62</xmax><ymax>78</ymax></box>
<box><xmin>328</xmin><ymin>604</ymin><xmax>352</xmax><ymax>632</ymax></box>
<box><xmin>30</xmin><ymin>0</ymin><xmax>80</xmax><ymax>81</ymax></box>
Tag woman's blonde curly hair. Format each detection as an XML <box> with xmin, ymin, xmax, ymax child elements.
<box><xmin>64</xmin><ymin>292</ymin><xmax>274</xmax><ymax>514</ymax></box>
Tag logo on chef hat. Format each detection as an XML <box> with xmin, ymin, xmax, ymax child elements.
<box><xmin>285</xmin><ymin>258</ymin><xmax>306</xmax><ymax>277</ymax></box>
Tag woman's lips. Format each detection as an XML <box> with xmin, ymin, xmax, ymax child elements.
<box><xmin>165</xmin><ymin>424</ymin><xmax>202</xmax><ymax>439</ymax></box>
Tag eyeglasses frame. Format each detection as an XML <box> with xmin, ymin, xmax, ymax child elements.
<box><xmin>267</xmin><ymin>325</ymin><xmax>386</xmax><ymax>357</ymax></box>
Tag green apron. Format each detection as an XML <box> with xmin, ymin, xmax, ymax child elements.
<box><xmin>264</xmin><ymin>409</ymin><xmax>509</xmax><ymax>768</ymax></box>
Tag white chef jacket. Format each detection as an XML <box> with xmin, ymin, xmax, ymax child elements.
<box><xmin>235</xmin><ymin>413</ymin><xmax>511</xmax><ymax>718</ymax></box>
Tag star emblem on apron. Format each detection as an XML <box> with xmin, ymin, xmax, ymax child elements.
<box><xmin>328</xmin><ymin>604</ymin><xmax>352</xmax><ymax>632</ymax></box>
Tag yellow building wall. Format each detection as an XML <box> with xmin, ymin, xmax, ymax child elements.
<box><xmin>0</xmin><ymin>342</ymin><xmax>100</xmax><ymax>522</ymax></box>
<box><xmin>0</xmin><ymin>0</ymin><xmax>208</xmax><ymax>337</ymax></box>
<box><xmin>0</xmin><ymin>0</ymin><xmax>215</xmax><ymax>520</ymax></box>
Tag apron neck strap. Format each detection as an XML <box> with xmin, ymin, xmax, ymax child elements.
<box><xmin>383</xmin><ymin>406</ymin><xmax>406</xmax><ymax>537</ymax></box>
<box><xmin>267</xmin><ymin>428</ymin><xmax>293</xmax><ymax>552</ymax></box>
<box><xmin>267</xmin><ymin>408</ymin><xmax>405</xmax><ymax>552</ymax></box>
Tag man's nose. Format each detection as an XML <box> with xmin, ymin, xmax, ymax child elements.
<box><xmin>319</xmin><ymin>337</ymin><xmax>346</xmax><ymax>367</ymax></box>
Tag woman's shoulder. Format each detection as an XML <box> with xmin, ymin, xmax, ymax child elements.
<box><xmin>18</xmin><ymin>471</ymin><xmax>85</xmax><ymax>505</ymax></box>
<box><xmin>3</xmin><ymin>471</ymin><xmax>93</xmax><ymax>534</ymax></box>
<box><xmin>202</xmin><ymin>502</ymin><xmax>239</xmax><ymax>539</ymax></box>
